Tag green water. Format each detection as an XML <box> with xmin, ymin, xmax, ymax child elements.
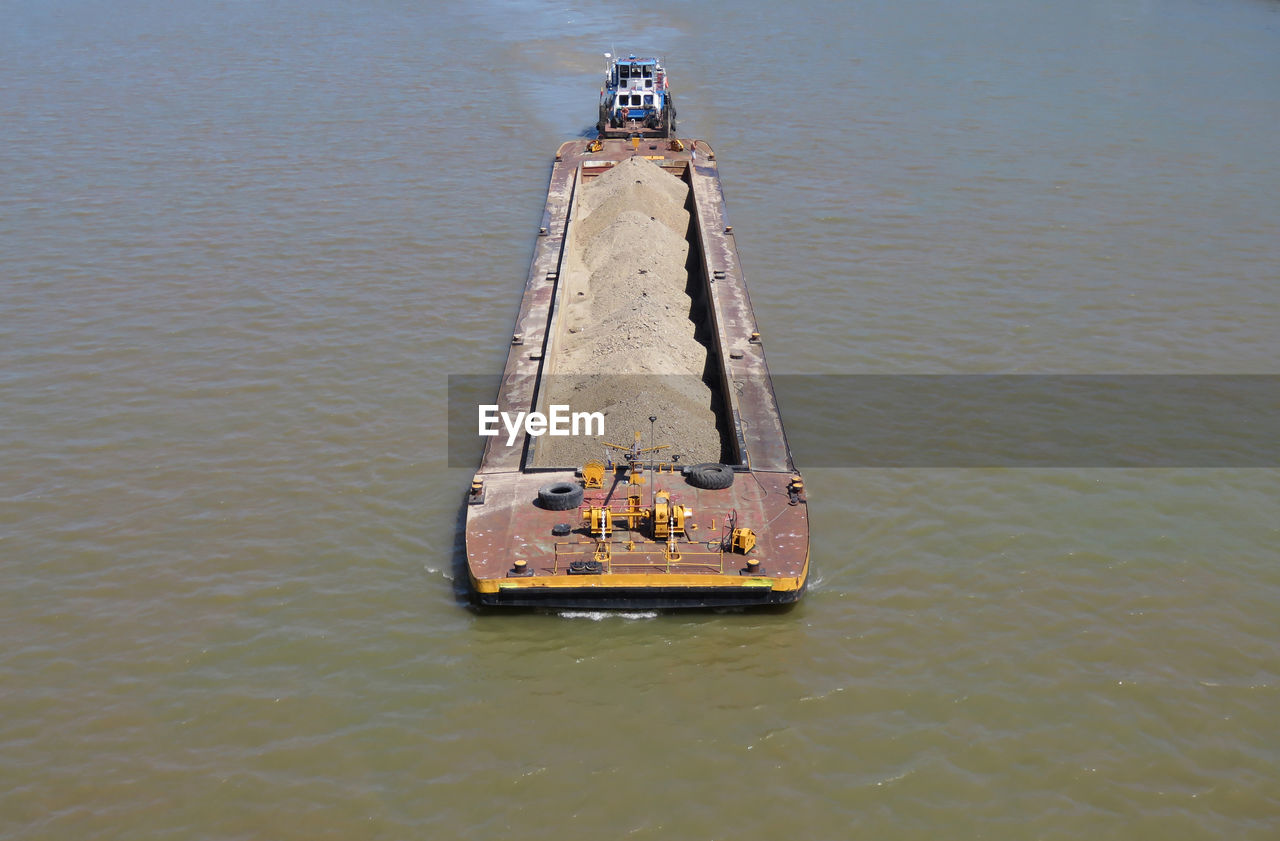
<box><xmin>2</xmin><ymin>0</ymin><xmax>1277</xmax><ymax>838</ymax></box>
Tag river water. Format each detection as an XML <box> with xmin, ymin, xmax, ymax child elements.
<box><xmin>2</xmin><ymin>0</ymin><xmax>1278</xmax><ymax>838</ymax></box>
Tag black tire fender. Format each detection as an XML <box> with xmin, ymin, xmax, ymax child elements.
<box><xmin>686</xmin><ymin>463</ymin><xmax>735</xmax><ymax>490</ymax></box>
<box><xmin>538</xmin><ymin>481</ymin><xmax>584</xmax><ymax>510</ymax></box>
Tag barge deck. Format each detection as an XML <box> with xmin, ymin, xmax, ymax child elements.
<box><xmin>465</xmin><ymin>137</ymin><xmax>808</xmax><ymax>609</ymax></box>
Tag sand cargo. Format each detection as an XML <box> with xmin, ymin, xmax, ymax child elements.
<box><xmin>464</xmin><ymin>83</ymin><xmax>808</xmax><ymax>608</ymax></box>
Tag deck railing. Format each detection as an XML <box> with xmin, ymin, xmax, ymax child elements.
<box><xmin>553</xmin><ymin>540</ymin><xmax>725</xmax><ymax>574</ymax></box>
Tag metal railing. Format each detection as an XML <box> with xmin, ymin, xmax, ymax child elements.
<box><xmin>553</xmin><ymin>539</ymin><xmax>725</xmax><ymax>574</ymax></box>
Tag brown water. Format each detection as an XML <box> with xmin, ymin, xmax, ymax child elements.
<box><xmin>2</xmin><ymin>0</ymin><xmax>1278</xmax><ymax>838</ymax></box>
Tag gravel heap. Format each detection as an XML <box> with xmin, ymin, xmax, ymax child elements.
<box><xmin>533</xmin><ymin>157</ymin><xmax>724</xmax><ymax>469</ymax></box>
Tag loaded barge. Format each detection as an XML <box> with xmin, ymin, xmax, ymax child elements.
<box><xmin>465</xmin><ymin>59</ymin><xmax>807</xmax><ymax>609</ymax></box>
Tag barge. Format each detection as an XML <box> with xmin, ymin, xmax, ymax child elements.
<box><xmin>465</xmin><ymin>64</ymin><xmax>807</xmax><ymax>609</ymax></box>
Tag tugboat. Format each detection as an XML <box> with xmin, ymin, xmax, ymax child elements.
<box><xmin>597</xmin><ymin>53</ymin><xmax>676</xmax><ymax>138</ymax></box>
<box><xmin>464</xmin><ymin>60</ymin><xmax>808</xmax><ymax>609</ymax></box>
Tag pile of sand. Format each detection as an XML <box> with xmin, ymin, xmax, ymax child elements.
<box><xmin>534</xmin><ymin>157</ymin><xmax>724</xmax><ymax>468</ymax></box>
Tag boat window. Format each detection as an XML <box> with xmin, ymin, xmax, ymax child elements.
<box><xmin>642</xmin><ymin>66</ymin><xmax>653</xmax><ymax>78</ymax></box>
<box><xmin>645</xmin><ymin>79</ymin><xmax>653</xmax><ymax>88</ymax></box>
<box><xmin>644</xmin><ymin>94</ymin><xmax>653</xmax><ymax>105</ymax></box>
<box><xmin>620</xmin><ymin>64</ymin><xmax>631</xmax><ymax>78</ymax></box>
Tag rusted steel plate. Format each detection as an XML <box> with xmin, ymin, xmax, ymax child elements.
<box><xmin>466</xmin><ymin>469</ymin><xmax>808</xmax><ymax>581</ymax></box>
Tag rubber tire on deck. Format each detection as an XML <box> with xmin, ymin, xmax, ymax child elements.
<box><xmin>686</xmin><ymin>463</ymin><xmax>735</xmax><ymax>490</ymax></box>
<box><xmin>538</xmin><ymin>482</ymin><xmax>584</xmax><ymax>511</ymax></box>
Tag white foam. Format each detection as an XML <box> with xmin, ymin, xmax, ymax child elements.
<box><xmin>557</xmin><ymin>610</ymin><xmax>659</xmax><ymax>621</ymax></box>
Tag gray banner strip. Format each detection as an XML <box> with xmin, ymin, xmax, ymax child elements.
<box><xmin>450</xmin><ymin>375</ymin><xmax>1280</xmax><ymax>468</ymax></box>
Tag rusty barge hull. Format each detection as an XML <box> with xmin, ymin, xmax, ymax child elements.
<box><xmin>465</xmin><ymin>138</ymin><xmax>808</xmax><ymax>609</ymax></box>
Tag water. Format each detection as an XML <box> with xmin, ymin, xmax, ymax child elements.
<box><xmin>2</xmin><ymin>0</ymin><xmax>1278</xmax><ymax>837</ymax></box>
